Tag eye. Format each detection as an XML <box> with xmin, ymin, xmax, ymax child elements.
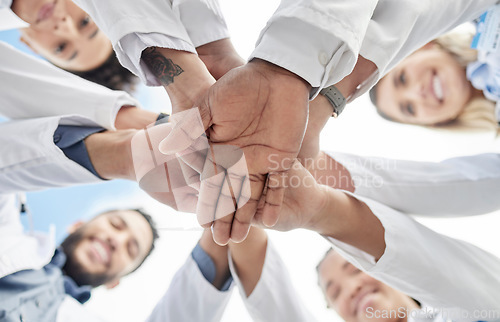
<box><xmin>349</xmin><ymin>266</ymin><xmax>361</xmax><ymax>275</ymax></box>
<box><xmin>54</xmin><ymin>42</ymin><xmax>67</xmax><ymax>54</ymax></box>
<box><xmin>109</xmin><ymin>217</ymin><xmax>124</xmax><ymax>230</ymax></box>
<box><xmin>128</xmin><ymin>241</ymin><xmax>139</xmax><ymax>260</ymax></box>
<box><xmin>406</xmin><ymin>103</ymin><xmax>415</xmax><ymax>116</ymax></box>
<box><xmin>399</xmin><ymin>70</ymin><xmax>406</xmax><ymax>85</ymax></box>
<box><xmin>80</xmin><ymin>16</ymin><xmax>90</xmax><ymax>28</ymax></box>
<box><xmin>331</xmin><ymin>285</ymin><xmax>341</xmax><ymax>301</ymax></box>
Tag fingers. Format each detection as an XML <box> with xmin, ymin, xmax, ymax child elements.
<box><xmin>197</xmin><ymin>170</ymin><xmax>228</xmax><ymax>226</ymax></box>
<box><xmin>230</xmin><ymin>176</ymin><xmax>265</xmax><ymax>243</ymax></box>
<box><xmin>261</xmin><ymin>171</ymin><xmax>286</xmax><ymax>227</ymax></box>
<box><xmin>196</xmin><ymin>145</ymin><xmax>250</xmax><ymax>228</ymax></box>
<box><xmin>193</xmin><ymin>145</ymin><xmax>251</xmax><ymax>244</ymax></box>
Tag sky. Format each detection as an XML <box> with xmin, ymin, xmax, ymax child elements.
<box><xmin>2</xmin><ymin>1</ymin><xmax>500</xmax><ymax>321</ymax></box>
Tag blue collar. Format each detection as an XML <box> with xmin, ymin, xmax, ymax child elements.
<box><xmin>49</xmin><ymin>248</ymin><xmax>92</xmax><ymax>304</ymax></box>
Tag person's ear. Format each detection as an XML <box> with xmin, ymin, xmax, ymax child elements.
<box><xmin>105</xmin><ymin>279</ymin><xmax>120</xmax><ymax>289</ymax></box>
<box><xmin>19</xmin><ymin>34</ymin><xmax>39</xmax><ymax>54</ymax></box>
<box><xmin>67</xmin><ymin>221</ymin><xmax>85</xmax><ymax>234</ymax></box>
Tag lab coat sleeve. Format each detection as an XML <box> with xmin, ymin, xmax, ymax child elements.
<box><xmin>73</xmin><ymin>0</ymin><xmax>196</xmax><ymax>86</ymax></box>
<box><xmin>0</xmin><ymin>6</ymin><xmax>29</xmax><ymax>30</ymax></box>
<box><xmin>327</xmin><ymin>192</ymin><xmax>500</xmax><ymax>312</ymax></box>
<box><xmin>326</xmin><ymin>151</ymin><xmax>500</xmax><ymax>217</ymax></box>
<box><xmin>56</xmin><ymin>297</ymin><xmax>107</xmax><ymax>322</ymax></box>
<box><xmin>146</xmin><ymin>255</ymin><xmax>233</xmax><ymax>322</ymax></box>
<box><xmin>172</xmin><ymin>0</ymin><xmax>230</xmax><ymax>48</ymax></box>
<box><xmin>0</xmin><ymin>116</ymin><xmax>103</xmax><ymax>194</ymax></box>
<box><xmin>0</xmin><ymin>42</ymin><xmax>140</xmax><ymax>130</ymax></box>
<box><xmin>228</xmin><ymin>240</ymin><xmax>316</xmax><ymax>322</ymax></box>
<box><xmin>249</xmin><ymin>0</ymin><xmax>379</xmax><ymax>97</ymax></box>
<box><xmin>358</xmin><ymin>0</ymin><xmax>499</xmax><ymax>93</ymax></box>
<box><xmin>0</xmin><ymin>194</ymin><xmax>56</xmax><ymax>278</ymax></box>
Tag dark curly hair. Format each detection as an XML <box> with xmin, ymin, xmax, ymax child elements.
<box><xmin>71</xmin><ymin>53</ymin><xmax>138</xmax><ymax>92</ymax></box>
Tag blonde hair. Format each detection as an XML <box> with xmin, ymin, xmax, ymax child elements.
<box><xmin>430</xmin><ymin>31</ymin><xmax>498</xmax><ymax>132</ymax></box>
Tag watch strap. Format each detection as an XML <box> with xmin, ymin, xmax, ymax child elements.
<box><xmin>320</xmin><ymin>85</ymin><xmax>346</xmax><ymax>118</ymax></box>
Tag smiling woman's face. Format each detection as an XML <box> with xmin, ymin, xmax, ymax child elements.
<box><xmin>318</xmin><ymin>251</ymin><xmax>416</xmax><ymax>322</ymax></box>
<box><xmin>375</xmin><ymin>44</ymin><xmax>473</xmax><ymax>125</ymax></box>
<box><xmin>14</xmin><ymin>0</ymin><xmax>112</xmax><ymax>71</ymax></box>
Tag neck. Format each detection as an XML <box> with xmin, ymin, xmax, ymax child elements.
<box><xmin>471</xmin><ymin>86</ymin><xmax>486</xmax><ymax>101</ymax></box>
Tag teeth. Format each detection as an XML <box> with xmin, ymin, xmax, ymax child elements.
<box><xmin>433</xmin><ymin>76</ymin><xmax>443</xmax><ymax>101</ymax></box>
<box><xmin>93</xmin><ymin>241</ymin><xmax>109</xmax><ymax>264</ymax></box>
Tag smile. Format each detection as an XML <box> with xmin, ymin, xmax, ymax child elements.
<box><xmin>431</xmin><ymin>74</ymin><xmax>444</xmax><ymax>103</ymax></box>
<box><xmin>36</xmin><ymin>2</ymin><xmax>56</xmax><ymax>23</ymax></box>
<box><xmin>90</xmin><ymin>238</ymin><xmax>111</xmax><ymax>266</ymax></box>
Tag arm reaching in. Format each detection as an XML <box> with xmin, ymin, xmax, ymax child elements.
<box><xmin>256</xmin><ymin>159</ymin><xmax>500</xmax><ymax>311</ymax></box>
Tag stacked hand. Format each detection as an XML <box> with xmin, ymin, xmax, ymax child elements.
<box><xmin>137</xmin><ymin>42</ymin><xmax>311</xmax><ymax>245</ymax></box>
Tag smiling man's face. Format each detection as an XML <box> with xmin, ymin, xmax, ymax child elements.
<box><xmin>61</xmin><ymin>210</ymin><xmax>154</xmax><ymax>287</ymax></box>
<box><xmin>318</xmin><ymin>251</ymin><xmax>415</xmax><ymax>322</ymax></box>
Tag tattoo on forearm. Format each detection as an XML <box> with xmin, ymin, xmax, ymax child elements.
<box><xmin>142</xmin><ymin>47</ymin><xmax>184</xmax><ymax>86</ymax></box>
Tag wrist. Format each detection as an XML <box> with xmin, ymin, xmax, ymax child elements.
<box><xmin>85</xmin><ymin>129</ymin><xmax>137</xmax><ymax>180</ymax></box>
<box><xmin>303</xmin><ymin>186</ymin><xmax>346</xmax><ymax>237</ymax></box>
<box><xmin>141</xmin><ymin>47</ymin><xmax>215</xmax><ymax>113</ymax></box>
<box><xmin>334</xmin><ymin>55</ymin><xmax>377</xmax><ymax>100</ymax></box>
<box><xmin>248</xmin><ymin>58</ymin><xmax>312</xmax><ymax>94</ymax></box>
<box><xmin>197</xmin><ymin>39</ymin><xmax>245</xmax><ymax>80</ymax></box>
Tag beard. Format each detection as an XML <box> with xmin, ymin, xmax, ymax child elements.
<box><xmin>60</xmin><ymin>227</ymin><xmax>116</xmax><ymax>287</ymax></box>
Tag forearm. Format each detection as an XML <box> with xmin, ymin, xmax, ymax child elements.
<box><xmin>299</xmin><ymin>56</ymin><xmax>377</xmax><ymax>160</ymax></box>
<box><xmin>196</xmin><ymin>39</ymin><xmax>245</xmax><ymax>80</ymax></box>
<box><xmin>114</xmin><ymin>106</ymin><xmax>160</xmax><ymax>130</ymax></box>
<box><xmin>228</xmin><ymin>227</ymin><xmax>268</xmax><ymax>296</ymax></box>
<box><xmin>198</xmin><ymin>229</ymin><xmax>231</xmax><ymax>290</ymax></box>
<box><xmin>141</xmin><ymin>47</ymin><xmax>215</xmax><ymax>113</ymax></box>
<box><xmin>307</xmin><ymin>187</ymin><xmax>386</xmax><ymax>260</ymax></box>
<box><xmin>85</xmin><ymin>129</ymin><xmax>137</xmax><ymax>181</ymax></box>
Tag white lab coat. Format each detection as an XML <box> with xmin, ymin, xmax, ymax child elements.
<box><xmin>251</xmin><ymin>0</ymin><xmax>497</xmax><ymax>97</ymax></box>
<box><xmin>0</xmin><ymin>42</ymin><xmax>143</xmax><ymax>192</ymax></box>
<box><xmin>147</xmin><ymin>254</ymin><xmax>234</xmax><ymax>322</ymax></box>
<box><xmin>327</xmin><ymin>191</ymin><xmax>500</xmax><ymax>317</ymax></box>
<box><xmin>328</xmin><ymin>151</ymin><xmax>500</xmax><ymax>217</ymax></box>
<box><xmin>0</xmin><ymin>1</ymin><xmax>28</xmax><ymax>30</ymax></box>
<box><xmin>73</xmin><ymin>0</ymin><xmax>496</xmax><ymax>98</ymax></box>
<box><xmin>73</xmin><ymin>0</ymin><xmax>230</xmax><ymax>86</ymax></box>
<box><xmin>228</xmin><ymin>240</ymin><xmax>316</xmax><ymax>322</ymax></box>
